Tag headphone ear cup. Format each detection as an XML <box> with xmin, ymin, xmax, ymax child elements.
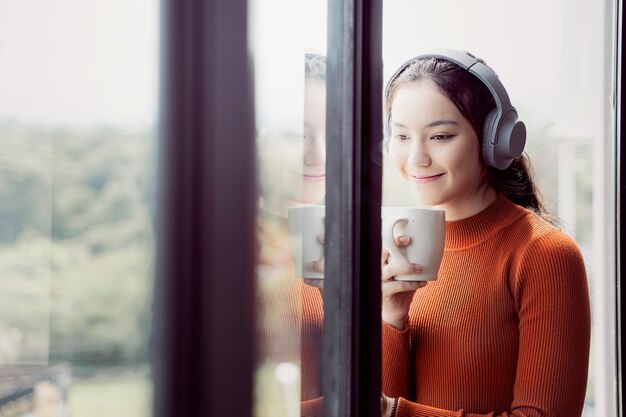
<box><xmin>481</xmin><ymin>109</ymin><xmax>527</xmax><ymax>170</ymax></box>
<box><xmin>498</xmin><ymin>111</ymin><xmax>527</xmax><ymax>168</ymax></box>
<box><xmin>481</xmin><ymin>109</ymin><xmax>499</xmax><ymax>168</ymax></box>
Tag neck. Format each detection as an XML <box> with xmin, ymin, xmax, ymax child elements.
<box><xmin>259</xmin><ymin>196</ymin><xmax>290</xmax><ymax>218</ymax></box>
<box><xmin>437</xmin><ymin>184</ymin><xmax>497</xmax><ymax>221</ymax></box>
<box><xmin>259</xmin><ymin>195</ymin><xmax>319</xmax><ymax>219</ymax></box>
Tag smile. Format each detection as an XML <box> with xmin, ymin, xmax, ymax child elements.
<box><xmin>409</xmin><ymin>174</ymin><xmax>444</xmax><ymax>184</ymax></box>
<box><xmin>303</xmin><ymin>173</ymin><xmax>326</xmax><ymax>182</ymax></box>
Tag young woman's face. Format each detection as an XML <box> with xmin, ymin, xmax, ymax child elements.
<box><xmin>258</xmin><ymin>78</ymin><xmax>326</xmax><ymax>213</ymax></box>
<box><xmin>388</xmin><ymin>80</ymin><xmax>492</xmax><ymax>219</ymax></box>
<box><xmin>298</xmin><ymin>78</ymin><xmax>327</xmax><ymax>203</ymax></box>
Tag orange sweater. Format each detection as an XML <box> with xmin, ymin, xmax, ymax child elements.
<box><xmin>256</xmin><ymin>211</ymin><xmax>324</xmax><ymax>417</ymax></box>
<box><xmin>382</xmin><ymin>194</ymin><xmax>591</xmax><ymax>417</ymax></box>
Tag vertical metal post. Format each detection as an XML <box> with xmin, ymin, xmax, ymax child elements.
<box><xmin>154</xmin><ymin>0</ymin><xmax>255</xmax><ymax>416</ymax></box>
<box><xmin>616</xmin><ymin>0</ymin><xmax>624</xmax><ymax>415</ymax></box>
<box><xmin>323</xmin><ymin>0</ymin><xmax>383</xmax><ymax>416</ymax></box>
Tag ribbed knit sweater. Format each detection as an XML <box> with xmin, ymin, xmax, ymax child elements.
<box><xmin>256</xmin><ymin>210</ymin><xmax>324</xmax><ymax>417</ymax></box>
<box><xmin>382</xmin><ymin>194</ymin><xmax>591</xmax><ymax>417</ymax></box>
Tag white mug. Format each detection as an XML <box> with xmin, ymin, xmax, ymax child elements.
<box><xmin>381</xmin><ymin>206</ymin><xmax>446</xmax><ymax>281</ymax></box>
<box><xmin>288</xmin><ymin>205</ymin><xmax>325</xmax><ymax>279</ymax></box>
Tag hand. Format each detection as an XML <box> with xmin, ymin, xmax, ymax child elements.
<box><xmin>381</xmin><ymin>235</ymin><xmax>427</xmax><ymax>330</ymax></box>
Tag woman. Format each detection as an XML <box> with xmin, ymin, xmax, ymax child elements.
<box><xmin>256</xmin><ymin>52</ymin><xmax>326</xmax><ymax>417</ymax></box>
<box><xmin>380</xmin><ymin>50</ymin><xmax>591</xmax><ymax>417</ymax></box>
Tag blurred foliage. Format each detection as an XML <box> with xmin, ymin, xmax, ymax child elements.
<box><xmin>69</xmin><ymin>370</ymin><xmax>151</xmax><ymax>417</ymax></box>
<box><xmin>0</xmin><ymin>123</ymin><xmax>156</xmax><ymax>367</ymax></box>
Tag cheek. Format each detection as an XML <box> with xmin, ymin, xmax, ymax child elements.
<box><xmin>450</xmin><ymin>136</ymin><xmax>480</xmax><ymax>166</ymax></box>
<box><xmin>450</xmin><ymin>143</ymin><xmax>483</xmax><ymax>183</ymax></box>
<box><xmin>277</xmin><ymin>142</ymin><xmax>306</xmax><ymax>173</ymax></box>
<box><xmin>447</xmin><ymin>151</ymin><xmax>470</xmax><ymax>172</ymax></box>
<box><xmin>388</xmin><ymin>145</ymin><xmax>407</xmax><ymax>171</ymax></box>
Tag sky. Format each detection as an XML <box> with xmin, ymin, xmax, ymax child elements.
<box><xmin>0</xmin><ymin>0</ymin><xmax>610</xmax><ymax>135</ymax></box>
<box><xmin>382</xmin><ymin>0</ymin><xmax>609</xmax><ymax>137</ymax></box>
<box><xmin>0</xmin><ymin>0</ymin><xmax>159</xmax><ymax>128</ymax></box>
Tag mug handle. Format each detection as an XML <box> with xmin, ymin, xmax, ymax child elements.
<box><xmin>382</xmin><ymin>217</ymin><xmax>408</xmax><ymax>263</ymax></box>
<box><xmin>317</xmin><ymin>216</ymin><xmax>325</xmax><ymax>264</ymax></box>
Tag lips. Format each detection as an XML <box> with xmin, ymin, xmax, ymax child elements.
<box><xmin>409</xmin><ymin>173</ymin><xmax>444</xmax><ymax>184</ymax></box>
<box><xmin>303</xmin><ymin>173</ymin><xmax>326</xmax><ymax>182</ymax></box>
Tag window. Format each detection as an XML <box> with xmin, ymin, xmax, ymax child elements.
<box><xmin>251</xmin><ymin>1</ymin><xmax>327</xmax><ymax>415</ymax></box>
<box><xmin>3</xmin><ymin>1</ymin><xmax>625</xmax><ymax>417</ymax></box>
<box><xmin>0</xmin><ymin>1</ymin><xmax>159</xmax><ymax>416</ymax></box>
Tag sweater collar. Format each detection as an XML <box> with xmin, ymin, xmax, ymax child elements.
<box><xmin>444</xmin><ymin>194</ymin><xmax>527</xmax><ymax>250</ymax></box>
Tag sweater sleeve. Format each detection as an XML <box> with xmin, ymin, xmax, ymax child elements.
<box><xmin>381</xmin><ymin>320</ymin><xmax>413</xmax><ymax>399</ymax></box>
<box><xmin>393</xmin><ymin>230</ymin><xmax>591</xmax><ymax>417</ymax></box>
<box><xmin>300</xmin><ymin>396</ymin><xmax>323</xmax><ymax>417</ymax></box>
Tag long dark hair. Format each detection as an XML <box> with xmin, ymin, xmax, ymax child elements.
<box><xmin>384</xmin><ymin>52</ymin><xmax>555</xmax><ymax>223</ymax></box>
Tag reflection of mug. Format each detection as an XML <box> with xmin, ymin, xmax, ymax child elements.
<box><xmin>382</xmin><ymin>207</ymin><xmax>446</xmax><ymax>281</ymax></box>
<box><xmin>288</xmin><ymin>205</ymin><xmax>325</xmax><ymax>279</ymax></box>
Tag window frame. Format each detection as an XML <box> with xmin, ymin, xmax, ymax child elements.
<box><xmin>323</xmin><ymin>0</ymin><xmax>384</xmax><ymax>416</ymax></box>
<box><xmin>618</xmin><ymin>0</ymin><xmax>625</xmax><ymax>414</ymax></box>
<box><xmin>154</xmin><ymin>0</ymin><xmax>256</xmax><ymax>416</ymax></box>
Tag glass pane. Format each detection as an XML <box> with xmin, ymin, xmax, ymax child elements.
<box><xmin>0</xmin><ymin>1</ymin><xmax>158</xmax><ymax>416</ymax></box>
<box><xmin>251</xmin><ymin>1</ymin><xmax>327</xmax><ymax>416</ymax></box>
<box><xmin>382</xmin><ymin>1</ymin><xmax>613</xmax><ymax>416</ymax></box>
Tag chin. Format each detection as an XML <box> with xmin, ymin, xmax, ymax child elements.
<box><xmin>300</xmin><ymin>186</ymin><xmax>326</xmax><ymax>205</ymax></box>
<box><xmin>410</xmin><ymin>191</ymin><xmax>438</xmax><ymax>206</ymax></box>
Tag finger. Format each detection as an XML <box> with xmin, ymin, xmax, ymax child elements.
<box><xmin>381</xmin><ymin>281</ymin><xmax>428</xmax><ymax>299</ymax></box>
<box><xmin>306</xmin><ymin>259</ymin><xmax>325</xmax><ymax>273</ymax></box>
<box><xmin>382</xmin><ymin>280</ymin><xmax>427</xmax><ymax>297</ymax></box>
<box><xmin>304</xmin><ymin>278</ymin><xmax>324</xmax><ymax>289</ymax></box>
<box><xmin>317</xmin><ymin>233</ymin><xmax>325</xmax><ymax>244</ymax></box>
<box><xmin>395</xmin><ymin>234</ymin><xmax>411</xmax><ymax>247</ymax></box>
<box><xmin>382</xmin><ymin>263</ymin><xmax>423</xmax><ymax>282</ymax></box>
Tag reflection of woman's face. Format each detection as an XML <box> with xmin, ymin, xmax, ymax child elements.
<box><xmin>299</xmin><ymin>78</ymin><xmax>327</xmax><ymax>202</ymax></box>
<box><xmin>259</xmin><ymin>78</ymin><xmax>326</xmax><ymax>213</ymax></box>
<box><xmin>388</xmin><ymin>80</ymin><xmax>490</xmax><ymax>218</ymax></box>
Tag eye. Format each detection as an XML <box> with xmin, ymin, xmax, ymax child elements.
<box><xmin>394</xmin><ymin>134</ymin><xmax>409</xmax><ymax>142</ymax></box>
<box><xmin>431</xmin><ymin>134</ymin><xmax>453</xmax><ymax>141</ymax></box>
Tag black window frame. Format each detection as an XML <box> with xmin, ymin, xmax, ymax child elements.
<box><xmin>323</xmin><ymin>0</ymin><xmax>383</xmax><ymax>417</ymax></box>
<box><xmin>154</xmin><ymin>0</ymin><xmax>256</xmax><ymax>416</ymax></box>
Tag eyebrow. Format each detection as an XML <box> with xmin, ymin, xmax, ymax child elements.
<box><xmin>391</xmin><ymin>119</ymin><xmax>459</xmax><ymax>129</ymax></box>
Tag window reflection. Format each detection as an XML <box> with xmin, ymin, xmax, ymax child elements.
<box><xmin>255</xmin><ymin>53</ymin><xmax>327</xmax><ymax>417</ymax></box>
<box><xmin>252</xmin><ymin>1</ymin><xmax>327</xmax><ymax>414</ymax></box>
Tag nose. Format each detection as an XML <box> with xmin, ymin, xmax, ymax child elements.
<box><xmin>303</xmin><ymin>132</ymin><xmax>326</xmax><ymax>166</ymax></box>
<box><xmin>407</xmin><ymin>140</ymin><xmax>431</xmax><ymax>167</ymax></box>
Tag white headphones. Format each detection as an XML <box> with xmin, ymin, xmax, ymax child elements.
<box><xmin>385</xmin><ymin>48</ymin><xmax>526</xmax><ymax>170</ymax></box>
